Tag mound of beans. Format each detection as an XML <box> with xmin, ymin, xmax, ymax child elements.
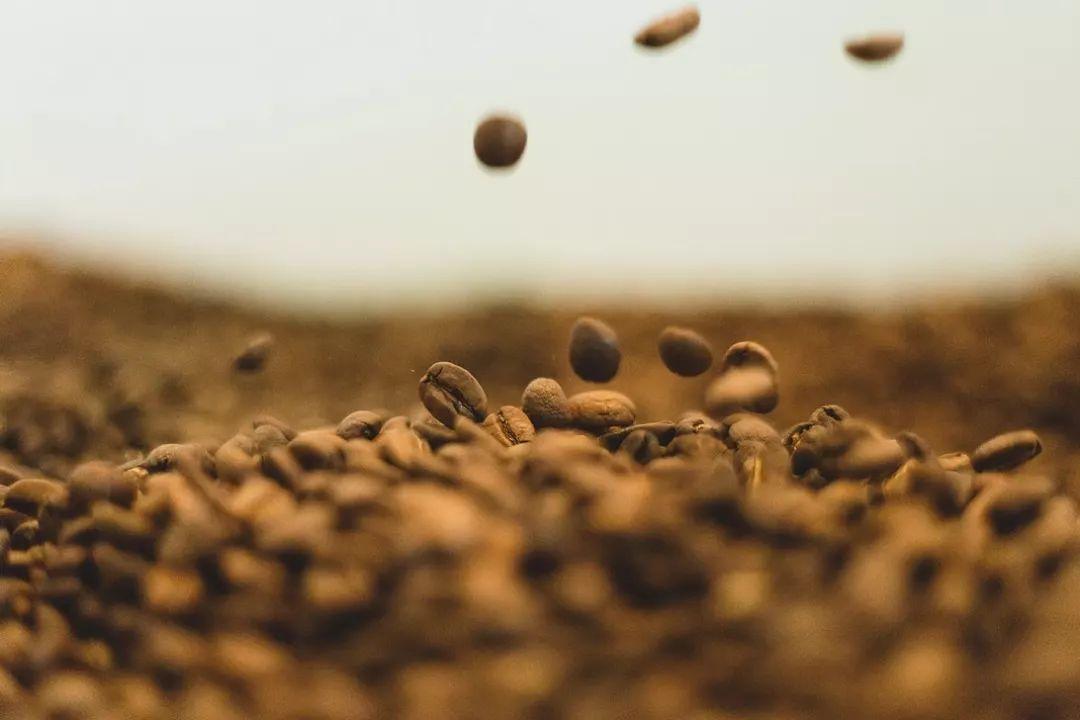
<box><xmin>0</xmin><ymin>317</ymin><xmax>1076</xmax><ymax>720</ymax></box>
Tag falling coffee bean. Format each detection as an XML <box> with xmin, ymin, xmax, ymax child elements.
<box><xmin>971</xmin><ymin>430</ymin><xmax>1042</xmax><ymax>473</ymax></box>
<box><xmin>233</xmin><ymin>333</ymin><xmax>274</xmax><ymax>374</ymax></box>
<box><xmin>418</xmin><ymin>362</ymin><xmax>488</xmax><ymax>428</ymax></box>
<box><xmin>634</xmin><ymin>5</ymin><xmax>700</xmax><ymax>49</ymax></box>
<box><xmin>473</xmin><ymin>115</ymin><xmax>527</xmax><ymax>169</ymax></box>
<box><xmin>845</xmin><ymin>32</ymin><xmax>904</xmax><ymax>62</ymax></box>
<box><xmin>658</xmin><ymin>326</ymin><xmax>713</xmax><ymax>377</ymax></box>
<box><xmin>569</xmin><ymin>317</ymin><xmax>622</xmax><ymax>383</ymax></box>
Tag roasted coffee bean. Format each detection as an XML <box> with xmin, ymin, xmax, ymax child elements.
<box><xmin>896</xmin><ymin>431</ymin><xmax>933</xmax><ymax>461</ymax></box>
<box><xmin>618</xmin><ymin>429</ymin><xmax>663</xmax><ymax>464</ymax></box>
<box><xmin>657</xmin><ymin>326</ymin><xmax>713</xmax><ymax>377</ymax></box>
<box><xmin>482</xmin><ymin>406</ymin><xmax>536</xmax><ymax>447</ymax></box>
<box><xmin>251</xmin><ymin>415</ymin><xmax>297</xmax><ymax>441</ymax></box>
<box><xmin>3</xmin><ymin>478</ymin><xmax>68</xmax><ymax>516</ymax></box>
<box><xmin>68</xmin><ymin>461</ymin><xmax>137</xmax><ymax>510</ymax></box>
<box><xmin>938</xmin><ymin>452</ymin><xmax>973</xmax><ymax>473</ymax></box>
<box><xmin>634</xmin><ymin>5</ymin><xmax>700</xmax><ymax>48</ymax></box>
<box><xmin>568</xmin><ymin>390</ymin><xmax>636</xmax><ymax>432</ymax></box>
<box><xmin>568</xmin><ymin>317</ymin><xmax>621</xmax><ymax>383</ymax></box>
<box><xmin>233</xmin><ymin>332</ymin><xmax>274</xmax><ymax>373</ymax></box>
<box><xmin>705</xmin><ymin>366</ymin><xmax>778</xmax><ymax>417</ymax></box>
<box><xmin>473</xmin><ymin>115</ymin><xmax>527</xmax><ymax>169</ymax></box>
<box><xmin>600</xmin><ymin>421</ymin><xmax>677</xmax><ymax>452</ymax></box>
<box><xmin>418</xmin><ymin>362</ymin><xmax>487</xmax><ymax>428</ymax></box>
<box><xmin>705</xmin><ymin>341</ymin><xmax>780</xmax><ymax>417</ymax></box>
<box><xmin>809</xmin><ymin>404</ymin><xmax>850</xmax><ymax>425</ymax></box>
<box><xmin>214</xmin><ymin>436</ymin><xmax>259</xmax><ymax>483</ymax></box>
<box><xmin>142</xmin><ymin>444</ymin><xmax>214</xmax><ymax>475</ymax></box>
<box><xmin>288</xmin><ymin>430</ymin><xmax>346</xmax><ymax>471</ymax></box>
<box><xmin>521</xmin><ymin>378</ymin><xmax>574</xmax><ymax>429</ymax></box>
<box><xmin>845</xmin><ymin>32</ymin><xmax>905</xmax><ymax>62</ymax></box>
<box><xmin>336</xmin><ymin>411</ymin><xmax>384</xmax><ymax>441</ymax></box>
<box><xmin>971</xmin><ymin>430</ymin><xmax>1043</xmax><ymax>473</ymax></box>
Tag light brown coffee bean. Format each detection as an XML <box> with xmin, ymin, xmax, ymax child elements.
<box><xmin>143</xmin><ymin>565</ymin><xmax>205</xmax><ymax>616</ymax></box>
<box><xmin>569</xmin><ymin>317</ymin><xmax>621</xmax><ymax>383</ymax></box>
<box><xmin>634</xmin><ymin>5</ymin><xmax>700</xmax><ymax>48</ymax></box>
<box><xmin>142</xmin><ymin>444</ymin><xmax>214</xmax><ymax>475</ymax></box>
<box><xmin>233</xmin><ymin>332</ymin><xmax>274</xmax><ymax>373</ymax></box>
<box><xmin>705</xmin><ymin>367</ymin><xmax>778</xmax><ymax>417</ymax></box>
<box><xmin>971</xmin><ymin>430</ymin><xmax>1042</xmax><ymax>473</ymax></box>
<box><xmin>568</xmin><ymin>391</ymin><xmax>636</xmax><ymax>432</ymax></box>
<box><xmin>845</xmin><ymin>32</ymin><xmax>904</xmax><ymax>62</ymax></box>
<box><xmin>473</xmin><ymin>115</ymin><xmax>527</xmax><ymax>169</ymax></box>
<box><xmin>251</xmin><ymin>415</ymin><xmax>297</xmax><ymax>441</ymax></box>
<box><xmin>418</xmin><ymin>362</ymin><xmax>488</xmax><ymax>428</ymax></box>
<box><xmin>288</xmin><ymin>430</ymin><xmax>346</xmax><ymax>471</ymax></box>
<box><xmin>658</xmin><ymin>326</ymin><xmax>713</xmax><ymax>377</ymax></box>
<box><xmin>522</xmin><ymin>378</ymin><xmax>574</xmax><ymax>429</ymax></box>
<box><xmin>336</xmin><ymin>411</ymin><xmax>384</xmax><ymax>441</ymax></box>
<box><xmin>68</xmin><ymin>461</ymin><xmax>137</xmax><ymax>511</ymax></box>
<box><xmin>214</xmin><ymin>437</ymin><xmax>259</xmax><ymax>483</ymax></box>
<box><xmin>483</xmin><ymin>406</ymin><xmax>536</xmax><ymax>447</ymax></box>
<box><xmin>937</xmin><ymin>452</ymin><xmax>973</xmax><ymax>473</ymax></box>
<box><xmin>3</xmin><ymin>478</ymin><xmax>68</xmax><ymax>516</ymax></box>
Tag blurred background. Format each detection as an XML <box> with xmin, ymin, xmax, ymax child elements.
<box><xmin>0</xmin><ymin>0</ymin><xmax>1079</xmax><ymax>487</ymax></box>
<box><xmin>1</xmin><ymin>0</ymin><xmax>1078</xmax><ymax>310</ymax></box>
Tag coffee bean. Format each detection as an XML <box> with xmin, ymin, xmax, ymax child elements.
<box><xmin>569</xmin><ymin>317</ymin><xmax>621</xmax><ymax>383</ymax></box>
<box><xmin>568</xmin><ymin>390</ymin><xmax>636</xmax><ymax>432</ymax></box>
<box><xmin>845</xmin><ymin>32</ymin><xmax>905</xmax><ymax>62</ymax></box>
<box><xmin>600</xmin><ymin>421</ymin><xmax>677</xmax><ymax>452</ymax></box>
<box><xmin>937</xmin><ymin>452</ymin><xmax>973</xmax><ymax>473</ymax></box>
<box><xmin>521</xmin><ymin>378</ymin><xmax>574</xmax><ymax>429</ymax></box>
<box><xmin>232</xmin><ymin>332</ymin><xmax>274</xmax><ymax>374</ymax></box>
<box><xmin>483</xmin><ymin>406</ymin><xmax>536</xmax><ymax>447</ymax></box>
<box><xmin>971</xmin><ymin>430</ymin><xmax>1042</xmax><ymax>473</ymax></box>
<box><xmin>3</xmin><ymin>478</ymin><xmax>68</xmax><ymax>516</ymax></box>
<box><xmin>251</xmin><ymin>415</ymin><xmax>297</xmax><ymax>441</ymax></box>
<box><xmin>143</xmin><ymin>565</ymin><xmax>204</xmax><ymax>616</ymax></box>
<box><xmin>634</xmin><ymin>5</ymin><xmax>700</xmax><ymax>48</ymax></box>
<box><xmin>336</xmin><ymin>411</ymin><xmax>384</xmax><ymax>441</ymax></box>
<box><xmin>288</xmin><ymin>430</ymin><xmax>346</xmax><ymax>471</ymax></box>
<box><xmin>68</xmin><ymin>461</ymin><xmax>137</xmax><ymax>511</ymax></box>
<box><xmin>705</xmin><ymin>342</ymin><xmax>780</xmax><ymax>418</ymax></box>
<box><xmin>418</xmin><ymin>362</ymin><xmax>488</xmax><ymax>428</ymax></box>
<box><xmin>473</xmin><ymin>115</ymin><xmax>527</xmax><ymax>169</ymax></box>
<box><xmin>658</xmin><ymin>326</ymin><xmax>713</xmax><ymax>377</ymax></box>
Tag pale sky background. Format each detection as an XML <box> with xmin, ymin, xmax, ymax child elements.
<box><xmin>0</xmin><ymin>1</ymin><xmax>1078</xmax><ymax>312</ymax></box>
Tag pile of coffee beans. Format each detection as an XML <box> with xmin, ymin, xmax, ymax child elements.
<box><xmin>0</xmin><ymin>313</ymin><xmax>1077</xmax><ymax>719</ymax></box>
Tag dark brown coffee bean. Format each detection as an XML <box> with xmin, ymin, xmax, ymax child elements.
<box><xmin>569</xmin><ymin>317</ymin><xmax>621</xmax><ymax>383</ymax></box>
<box><xmin>473</xmin><ymin>115</ymin><xmax>527</xmax><ymax>169</ymax></box>
<box><xmin>618</xmin><ymin>429</ymin><xmax>663</xmax><ymax>464</ymax></box>
<box><xmin>521</xmin><ymin>378</ymin><xmax>574</xmax><ymax>429</ymax></box>
<box><xmin>657</xmin><ymin>326</ymin><xmax>713</xmax><ymax>377</ymax></box>
<box><xmin>233</xmin><ymin>332</ymin><xmax>274</xmax><ymax>373</ymax></box>
<box><xmin>634</xmin><ymin>5</ymin><xmax>700</xmax><ymax>48</ymax></box>
<box><xmin>568</xmin><ymin>390</ymin><xmax>636</xmax><ymax>432</ymax></box>
<box><xmin>845</xmin><ymin>32</ymin><xmax>904</xmax><ymax>62</ymax></box>
<box><xmin>983</xmin><ymin>476</ymin><xmax>1056</xmax><ymax>536</ymax></box>
<box><xmin>336</xmin><ymin>411</ymin><xmax>384</xmax><ymax>441</ymax></box>
<box><xmin>418</xmin><ymin>362</ymin><xmax>487</xmax><ymax>428</ymax></box>
<box><xmin>971</xmin><ymin>429</ymin><xmax>1042</xmax><ymax>473</ymax></box>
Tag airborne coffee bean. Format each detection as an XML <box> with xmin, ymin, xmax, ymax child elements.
<box><xmin>845</xmin><ymin>32</ymin><xmax>905</xmax><ymax>62</ymax></box>
<box><xmin>473</xmin><ymin>115</ymin><xmax>527</xmax><ymax>169</ymax></box>
<box><xmin>233</xmin><ymin>333</ymin><xmax>274</xmax><ymax>373</ymax></box>
<box><xmin>657</xmin><ymin>326</ymin><xmax>713</xmax><ymax>377</ymax></box>
<box><xmin>568</xmin><ymin>316</ymin><xmax>621</xmax><ymax>383</ymax></box>
<box><xmin>971</xmin><ymin>430</ymin><xmax>1043</xmax><ymax>473</ymax></box>
<box><xmin>418</xmin><ymin>362</ymin><xmax>488</xmax><ymax>428</ymax></box>
<box><xmin>634</xmin><ymin>5</ymin><xmax>701</xmax><ymax>48</ymax></box>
